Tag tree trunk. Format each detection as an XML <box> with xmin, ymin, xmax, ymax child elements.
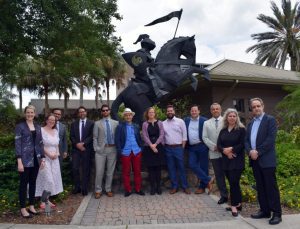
<box><xmin>95</xmin><ymin>79</ymin><xmax>99</xmax><ymax>109</ymax></box>
<box><xmin>44</xmin><ymin>84</ymin><xmax>49</xmax><ymax>114</ymax></box>
<box><xmin>79</xmin><ymin>76</ymin><xmax>84</xmax><ymax>106</ymax></box>
<box><xmin>106</xmin><ymin>78</ymin><xmax>110</xmax><ymax>106</ymax></box>
<box><xmin>18</xmin><ymin>88</ymin><xmax>22</xmax><ymax>112</ymax></box>
<box><xmin>290</xmin><ymin>56</ymin><xmax>297</xmax><ymax>71</ymax></box>
<box><xmin>64</xmin><ymin>88</ymin><xmax>68</xmax><ymax>115</ymax></box>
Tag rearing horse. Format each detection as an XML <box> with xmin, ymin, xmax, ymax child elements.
<box><xmin>111</xmin><ymin>36</ymin><xmax>210</xmax><ymax>125</ymax></box>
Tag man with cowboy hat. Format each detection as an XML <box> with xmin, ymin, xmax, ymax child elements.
<box><xmin>115</xmin><ymin>108</ymin><xmax>145</xmax><ymax>197</ymax></box>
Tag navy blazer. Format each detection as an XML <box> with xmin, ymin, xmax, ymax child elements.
<box><xmin>115</xmin><ymin>122</ymin><xmax>143</xmax><ymax>154</ymax></box>
<box><xmin>58</xmin><ymin>122</ymin><xmax>68</xmax><ymax>156</ymax></box>
<box><xmin>70</xmin><ymin>119</ymin><xmax>94</xmax><ymax>153</ymax></box>
<box><xmin>245</xmin><ymin>114</ymin><xmax>277</xmax><ymax>168</ymax></box>
<box><xmin>184</xmin><ymin>116</ymin><xmax>208</xmax><ymax>149</ymax></box>
<box><xmin>15</xmin><ymin>121</ymin><xmax>44</xmax><ymax>167</ymax></box>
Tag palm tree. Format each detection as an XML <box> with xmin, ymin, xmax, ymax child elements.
<box><xmin>246</xmin><ymin>0</ymin><xmax>300</xmax><ymax>71</ymax></box>
<box><xmin>101</xmin><ymin>54</ymin><xmax>127</xmax><ymax>106</ymax></box>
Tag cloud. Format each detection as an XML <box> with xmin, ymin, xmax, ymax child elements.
<box><xmin>114</xmin><ymin>0</ymin><xmax>283</xmax><ymax>64</ymax></box>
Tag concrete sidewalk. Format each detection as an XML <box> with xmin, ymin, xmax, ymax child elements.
<box><xmin>1</xmin><ymin>214</ymin><xmax>300</xmax><ymax>229</ymax></box>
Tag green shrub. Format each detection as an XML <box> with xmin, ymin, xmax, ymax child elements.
<box><xmin>276</xmin><ymin>130</ymin><xmax>293</xmax><ymax>144</ymax></box>
<box><xmin>291</xmin><ymin>125</ymin><xmax>300</xmax><ymax>145</ymax></box>
<box><xmin>0</xmin><ymin>134</ymin><xmax>15</xmax><ymax>149</ymax></box>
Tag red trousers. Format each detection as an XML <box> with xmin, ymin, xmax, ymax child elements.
<box><xmin>121</xmin><ymin>152</ymin><xmax>142</xmax><ymax>192</ymax></box>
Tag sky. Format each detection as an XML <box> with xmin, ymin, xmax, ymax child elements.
<box><xmin>15</xmin><ymin>0</ymin><xmax>286</xmax><ymax>108</ymax></box>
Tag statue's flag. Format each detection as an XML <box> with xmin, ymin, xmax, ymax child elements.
<box><xmin>145</xmin><ymin>9</ymin><xmax>183</xmax><ymax>26</ymax></box>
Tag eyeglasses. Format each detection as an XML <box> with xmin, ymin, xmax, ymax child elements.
<box><xmin>101</xmin><ymin>109</ymin><xmax>109</xmax><ymax>112</ymax></box>
<box><xmin>53</xmin><ymin>113</ymin><xmax>61</xmax><ymax>116</ymax></box>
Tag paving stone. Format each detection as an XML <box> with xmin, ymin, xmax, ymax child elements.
<box><xmin>81</xmin><ymin>192</ymin><xmax>235</xmax><ymax>226</ymax></box>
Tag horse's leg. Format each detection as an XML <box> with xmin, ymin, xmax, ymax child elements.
<box><xmin>111</xmin><ymin>91</ymin><xmax>124</xmax><ymax>121</ymax></box>
<box><xmin>176</xmin><ymin>65</ymin><xmax>210</xmax><ymax>90</ymax></box>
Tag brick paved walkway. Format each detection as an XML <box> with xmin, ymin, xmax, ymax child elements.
<box><xmin>80</xmin><ymin>191</ymin><xmax>233</xmax><ymax>226</ymax></box>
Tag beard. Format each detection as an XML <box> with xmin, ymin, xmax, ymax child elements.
<box><xmin>167</xmin><ymin>113</ymin><xmax>175</xmax><ymax>119</ymax></box>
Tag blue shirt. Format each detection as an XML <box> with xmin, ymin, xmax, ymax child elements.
<box><xmin>250</xmin><ymin>113</ymin><xmax>264</xmax><ymax>149</ymax></box>
<box><xmin>122</xmin><ymin>124</ymin><xmax>141</xmax><ymax>156</ymax></box>
<box><xmin>188</xmin><ymin>116</ymin><xmax>201</xmax><ymax>145</ymax></box>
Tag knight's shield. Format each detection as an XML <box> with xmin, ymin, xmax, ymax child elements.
<box><xmin>122</xmin><ymin>52</ymin><xmax>148</xmax><ymax>74</ymax></box>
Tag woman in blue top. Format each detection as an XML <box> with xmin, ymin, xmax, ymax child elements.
<box><xmin>15</xmin><ymin>105</ymin><xmax>45</xmax><ymax>218</ymax></box>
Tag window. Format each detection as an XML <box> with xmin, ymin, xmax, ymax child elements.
<box><xmin>233</xmin><ymin>98</ymin><xmax>245</xmax><ymax>112</ymax></box>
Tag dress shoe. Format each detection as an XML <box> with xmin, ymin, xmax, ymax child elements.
<box><xmin>206</xmin><ymin>177</ymin><xmax>215</xmax><ymax>194</ymax></box>
<box><xmin>106</xmin><ymin>192</ymin><xmax>113</xmax><ymax>197</ymax></box>
<box><xmin>251</xmin><ymin>210</ymin><xmax>271</xmax><ymax>219</ymax></box>
<box><xmin>156</xmin><ymin>187</ymin><xmax>162</xmax><ymax>195</ymax></box>
<box><xmin>231</xmin><ymin>210</ymin><xmax>238</xmax><ymax>217</ymax></box>
<box><xmin>218</xmin><ymin>197</ymin><xmax>228</xmax><ymax>204</ymax></box>
<box><xmin>124</xmin><ymin>191</ymin><xmax>132</xmax><ymax>197</ymax></box>
<box><xmin>135</xmin><ymin>190</ymin><xmax>145</xmax><ymax>196</ymax></box>
<box><xmin>94</xmin><ymin>192</ymin><xmax>102</xmax><ymax>199</ymax></box>
<box><xmin>269</xmin><ymin>213</ymin><xmax>282</xmax><ymax>225</ymax></box>
<box><xmin>20</xmin><ymin>210</ymin><xmax>32</xmax><ymax>218</ymax></box>
<box><xmin>72</xmin><ymin>188</ymin><xmax>81</xmax><ymax>194</ymax></box>
<box><xmin>28</xmin><ymin>209</ymin><xmax>40</xmax><ymax>215</ymax></box>
<box><xmin>169</xmin><ymin>188</ymin><xmax>178</xmax><ymax>194</ymax></box>
<box><xmin>195</xmin><ymin>188</ymin><xmax>205</xmax><ymax>194</ymax></box>
<box><xmin>183</xmin><ymin>188</ymin><xmax>191</xmax><ymax>194</ymax></box>
<box><xmin>226</xmin><ymin>205</ymin><xmax>242</xmax><ymax>212</ymax></box>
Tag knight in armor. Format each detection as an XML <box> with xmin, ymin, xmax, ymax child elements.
<box><xmin>133</xmin><ymin>34</ymin><xmax>168</xmax><ymax>99</ymax></box>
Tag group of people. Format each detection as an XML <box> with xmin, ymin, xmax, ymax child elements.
<box><xmin>15</xmin><ymin>106</ymin><xmax>66</xmax><ymax>218</ymax></box>
<box><xmin>15</xmin><ymin>97</ymin><xmax>282</xmax><ymax>225</ymax></box>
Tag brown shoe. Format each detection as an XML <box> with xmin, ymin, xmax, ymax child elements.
<box><xmin>206</xmin><ymin>177</ymin><xmax>215</xmax><ymax>194</ymax></box>
<box><xmin>106</xmin><ymin>192</ymin><xmax>114</xmax><ymax>197</ymax></box>
<box><xmin>169</xmin><ymin>188</ymin><xmax>178</xmax><ymax>194</ymax></box>
<box><xmin>195</xmin><ymin>188</ymin><xmax>205</xmax><ymax>194</ymax></box>
<box><xmin>183</xmin><ymin>188</ymin><xmax>191</xmax><ymax>194</ymax></box>
<box><xmin>95</xmin><ymin>192</ymin><xmax>102</xmax><ymax>199</ymax></box>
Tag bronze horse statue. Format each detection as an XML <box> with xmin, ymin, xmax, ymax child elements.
<box><xmin>111</xmin><ymin>36</ymin><xmax>210</xmax><ymax>124</ymax></box>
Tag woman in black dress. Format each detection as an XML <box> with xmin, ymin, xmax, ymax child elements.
<box><xmin>142</xmin><ymin>107</ymin><xmax>165</xmax><ymax>195</ymax></box>
<box><xmin>217</xmin><ymin>108</ymin><xmax>245</xmax><ymax>217</ymax></box>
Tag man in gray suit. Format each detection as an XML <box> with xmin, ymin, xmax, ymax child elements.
<box><xmin>203</xmin><ymin>103</ymin><xmax>228</xmax><ymax>204</ymax></box>
<box><xmin>93</xmin><ymin>104</ymin><xmax>119</xmax><ymax>199</ymax></box>
<box><xmin>53</xmin><ymin>108</ymin><xmax>68</xmax><ymax>167</ymax></box>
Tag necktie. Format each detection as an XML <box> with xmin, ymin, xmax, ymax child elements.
<box><xmin>215</xmin><ymin>119</ymin><xmax>218</xmax><ymax>129</ymax></box>
<box><xmin>105</xmin><ymin>120</ymin><xmax>113</xmax><ymax>144</ymax></box>
<box><xmin>81</xmin><ymin>120</ymin><xmax>85</xmax><ymax>141</ymax></box>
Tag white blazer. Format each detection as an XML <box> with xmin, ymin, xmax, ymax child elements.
<box><xmin>202</xmin><ymin>116</ymin><xmax>223</xmax><ymax>159</ymax></box>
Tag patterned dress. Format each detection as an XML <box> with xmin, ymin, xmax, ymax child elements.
<box><xmin>35</xmin><ymin>128</ymin><xmax>63</xmax><ymax>196</ymax></box>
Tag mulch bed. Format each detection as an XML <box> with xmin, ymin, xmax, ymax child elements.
<box><xmin>0</xmin><ymin>193</ymin><xmax>83</xmax><ymax>224</ymax></box>
<box><xmin>240</xmin><ymin>202</ymin><xmax>300</xmax><ymax>217</ymax></box>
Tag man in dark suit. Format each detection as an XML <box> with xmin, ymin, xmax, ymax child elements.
<box><xmin>52</xmin><ymin>108</ymin><xmax>68</xmax><ymax>167</ymax></box>
<box><xmin>245</xmin><ymin>98</ymin><xmax>282</xmax><ymax>225</ymax></box>
<box><xmin>70</xmin><ymin>106</ymin><xmax>94</xmax><ymax>196</ymax></box>
<box><xmin>184</xmin><ymin>105</ymin><xmax>214</xmax><ymax>195</ymax></box>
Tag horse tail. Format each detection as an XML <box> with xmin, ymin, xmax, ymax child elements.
<box><xmin>111</xmin><ymin>92</ymin><xmax>124</xmax><ymax>121</ymax></box>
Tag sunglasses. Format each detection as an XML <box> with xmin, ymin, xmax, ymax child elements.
<box><xmin>101</xmin><ymin>109</ymin><xmax>109</xmax><ymax>112</ymax></box>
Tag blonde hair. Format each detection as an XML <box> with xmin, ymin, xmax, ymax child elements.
<box><xmin>222</xmin><ymin>108</ymin><xmax>244</xmax><ymax>129</ymax></box>
<box><xmin>24</xmin><ymin>105</ymin><xmax>36</xmax><ymax>113</ymax></box>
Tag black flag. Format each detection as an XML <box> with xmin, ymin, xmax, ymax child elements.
<box><xmin>145</xmin><ymin>9</ymin><xmax>183</xmax><ymax>26</ymax></box>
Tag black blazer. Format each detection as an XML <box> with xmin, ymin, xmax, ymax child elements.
<box><xmin>217</xmin><ymin>127</ymin><xmax>246</xmax><ymax>170</ymax></box>
<box><xmin>245</xmin><ymin>114</ymin><xmax>277</xmax><ymax>168</ymax></box>
<box><xmin>70</xmin><ymin>119</ymin><xmax>94</xmax><ymax>153</ymax></box>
